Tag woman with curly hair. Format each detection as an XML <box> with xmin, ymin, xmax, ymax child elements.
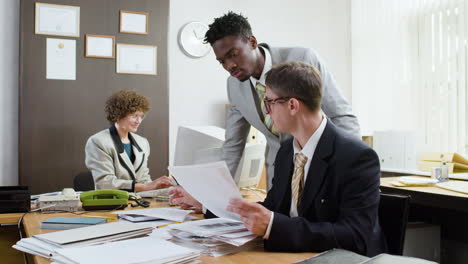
<box><xmin>85</xmin><ymin>90</ymin><xmax>172</xmax><ymax>191</ymax></box>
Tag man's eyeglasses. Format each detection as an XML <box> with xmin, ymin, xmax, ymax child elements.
<box><xmin>128</xmin><ymin>113</ymin><xmax>145</xmax><ymax>121</ymax></box>
<box><xmin>263</xmin><ymin>97</ymin><xmax>291</xmax><ymax>114</ymax></box>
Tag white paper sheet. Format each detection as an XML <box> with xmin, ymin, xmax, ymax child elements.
<box><xmin>169</xmin><ymin>161</ymin><xmax>243</xmax><ymax>220</ymax></box>
<box><xmin>116</xmin><ymin>44</ymin><xmax>156</xmax><ymax>75</ymax></box>
<box><xmin>46</xmin><ymin>38</ymin><xmax>76</xmax><ymax>80</ymax></box>
<box><xmin>121</xmin><ymin>12</ymin><xmax>147</xmax><ymax>33</ymax></box>
<box><xmin>18</xmin><ymin>237</ymin><xmax>58</xmax><ymax>256</ymax></box>
<box><xmin>87</xmin><ymin>36</ymin><xmax>113</xmax><ymax>57</ymax></box>
<box><xmin>12</xmin><ymin>244</ymin><xmax>50</xmax><ymax>259</ymax></box>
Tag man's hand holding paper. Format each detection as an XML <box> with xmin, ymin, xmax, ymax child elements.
<box><xmin>168</xmin><ymin>161</ymin><xmax>243</xmax><ymax>220</ymax></box>
<box><xmin>226</xmin><ymin>199</ymin><xmax>271</xmax><ymax>236</ymax></box>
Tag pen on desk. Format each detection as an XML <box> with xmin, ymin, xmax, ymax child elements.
<box><xmin>169</xmin><ymin>174</ymin><xmax>180</xmax><ymax>186</ymax></box>
<box><xmin>156</xmin><ymin>221</ymin><xmax>182</xmax><ymax>228</ymax></box>
<box><xmin>82</xmin><ymin>215</ymin><xmax>118</xmax><ymax>222</ymax></box>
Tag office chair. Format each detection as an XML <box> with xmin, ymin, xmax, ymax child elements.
<box><xmin>73</xmin><ymin>171</ymin><xmax>95</xmax><ymax>191</ymax></box>
<box><xmin>379</xmin><ymin>192</ymin><xmax>411</xmax><ymax>255</ymax></box>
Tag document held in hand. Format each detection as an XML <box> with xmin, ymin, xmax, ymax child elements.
<box><xmin>169</xmin><ymin>161</ymin><xmax>242</xmax><ymax>220</ymax></box>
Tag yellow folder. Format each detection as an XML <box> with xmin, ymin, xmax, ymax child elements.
<box><xmin>419</xmin><ymin>152</ymin><xmax>468</xmax><ymax>166</ymax></box>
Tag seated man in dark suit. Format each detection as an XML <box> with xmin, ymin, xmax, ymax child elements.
<box><xmin>170</xmin><ymin>61</ymin><xmax>386</xmax><ymax>256</ymax></box>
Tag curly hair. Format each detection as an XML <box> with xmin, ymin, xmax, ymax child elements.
<box><xmin>204</xmin><ymin>11</ymin><xmax>252</xmax><ymax>45</ymax></box>
<box><xmin>105</xmin><ymin>90</ymin><xmax>150</xmax><ymax>123</ymax></box>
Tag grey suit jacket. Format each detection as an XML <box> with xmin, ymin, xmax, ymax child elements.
<box><xmin>222</xmin><ymin>44</ymin><xmax>360</xmax><ymax>190</ymax></box>
<box><xmin>85</xmin><ymin>125</ymin><xmax>152</xmax><ymax>191</ymax></box>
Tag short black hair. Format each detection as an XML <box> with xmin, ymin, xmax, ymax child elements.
<box><xmin>266</xmin><ymin>62</ymin><xmax>323</xmax><ymax>112</ymax></box>
<box><xmin>204</xmin><ymin>11</ymin><xmax>252</xmax><ymax>45</ymax></box>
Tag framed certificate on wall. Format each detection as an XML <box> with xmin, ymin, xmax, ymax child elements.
<box><xmin>35</xmin><ymin>2</ymin><xmax>80</xmax><ymax>37</ymax></box>
<box><xmin>119</xmin><ymin>10</ymin><xmax>148</xmax><ymax>35</ymax></box>
<box><xmin>116</xmin><ymin>44</ymin><xmax>157</xmax><ymax>75</ymax></box>
<box><xmin>85</xmin><ymin>34</ymin><xmax>115</xmax><ymax>59</ymax></box>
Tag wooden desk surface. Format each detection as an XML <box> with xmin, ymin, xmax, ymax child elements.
<box><xmin>380</xmin><ymin>176</ymin><xmax>468</xmax><ymax>212</ymax></box>
<box><xmin>0</xmin><ymin>212</ymin><xmax>23</xmax><ymax>224</ymax></box>
<box><xmin>22</xmin><ymin>190</ymin><xmax>316</xmax><ymax>264</ymax></box>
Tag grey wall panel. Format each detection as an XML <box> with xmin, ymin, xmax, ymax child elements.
<box><xmin>20</xmin><ymin>0</ymin><xmax>169</xmax><ymax>194</ymax></box>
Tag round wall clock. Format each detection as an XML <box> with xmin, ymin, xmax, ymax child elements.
<box><xmin>178</xmin><ymin>21</ymin><xmax>211</xmax><ymax>58</ymax></box>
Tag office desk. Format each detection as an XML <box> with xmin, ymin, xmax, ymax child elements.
<box><xmin>0</xmin><ymin>212</ymin><xmax>23</xmax><ymax>224</ymax></box>
<box><xmin>380</xmin><ymin>176</ymin><xmax>468</xmax><ymax>213</ymax></box>
<box><xmin>381</xmin><ymin>176</ymin><xmax>468</xmax><ymax>263</ymax></box>
<box><xmin>21</xmin><ymin>190</ymin><xmax>316</xmax><ymax>264</ymax></box>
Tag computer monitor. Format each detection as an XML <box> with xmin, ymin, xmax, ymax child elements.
<box><xmin>173</xmin><ymin>125</ymin><xmax>266</xmax><ymax>188</ymax></box>
<box><xmin>173</xmin><ymin>126</ymin><xmax>225</xmax><ymax>166</ymax></box>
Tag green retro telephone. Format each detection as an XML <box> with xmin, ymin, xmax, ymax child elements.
<box><xmin>80</xmin><ymin>190</ymin><xmax>129</xmax><ymax>210</ymax></box>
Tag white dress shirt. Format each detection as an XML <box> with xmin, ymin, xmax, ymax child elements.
<box><xmin>264</xmin><ymin>115</ymin><xmax>327</xmax><ymax>239</ymax></box>
<box><xmin>250</xmin><ymin>46</ymin><xmax>272</xmax><ymax>88</ymax></box>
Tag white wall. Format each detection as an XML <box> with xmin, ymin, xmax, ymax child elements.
<box><xmin>0</xmin><ymin>0</ymin><xmax>19</xmax><ymax>186</ymax></box>
<box><xmin>0</xmin><ymin>0</ymin><xmax>351</xmax><ymax>181</ymax></box>
<box><xmin>168</xmin><ymin>0</ymin><xmax>352</xmax><ymax>162</ymax></box>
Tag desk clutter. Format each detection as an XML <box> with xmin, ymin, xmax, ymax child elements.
<box><xmin>13</xmin><ymin>207</ymin><xmax>262</xmax><ymax>262</ymax></box>
<box><xmin>168</xmin><ymin>218</ymin><xmax>260</xmax><ymax>256</ymax></box>
<box><xmin>14</xmin><ymin>221</ymin><xmax>199</xmax><ymax>264</ymax></box>
<box><xmin>13</xmin><ymin>221</ymin><xmax>200</xmax><ymax>264</ymax></box>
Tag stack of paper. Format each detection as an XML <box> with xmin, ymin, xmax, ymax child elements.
<box><xmin>112</xmin><ymin>207</ymin><xmax>193</xmax><ymax>223</ymax></box>
<box><xmin>13</xmin><ymin>222</ymin><xmax>154</xmax><ymax>258</ymax></box>
<box><xmin>50</xmin><ymin>236</ymin><xmax>200</xmax><ymax>264</ymax></box>
<box><xmin>168</xmin><ymin>218</ymin><xmax>260</xmax><ymax>256</ymax></box>
<box><xmin>167</xmin><ymin>162</ymin><xmax>262</xmax><ymax>256</ymax></box>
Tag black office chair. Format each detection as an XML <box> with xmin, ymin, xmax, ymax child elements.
<box><xmin>379</xmin><ymin>193</ymin><xmax>411</xmax><ymax>255</ymax></box>
<box><xmin>73</xmin><ymin>171</ymin><xmax>95</xmax><ymax>191</ymax></box>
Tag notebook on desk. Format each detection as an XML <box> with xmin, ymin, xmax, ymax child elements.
<box><xmin>41</xmin><ymin>217</ymin><xmax>107</xmax><ymax>230</ymax></box>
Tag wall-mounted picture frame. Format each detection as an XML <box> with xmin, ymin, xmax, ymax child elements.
<box><xmin>35</xmin><ymin>2</ymin><xmax>80</xmax><ymax>37</ymax></box>
<box><xmin>119</xmin><ymin>10</ymin><xmax>148</xmax><ymax>35</ymax></box>
<box><xmin>85</xmin><ymin>34</ymin><xmax>115</xmax><ymax>59</ymax></box>
<box><xmin>116</xmin><ymin>44</ymin><xmax>157</xmax><ymax>75</ymax></box>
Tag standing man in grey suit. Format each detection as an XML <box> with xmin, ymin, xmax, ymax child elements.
<box><xmin>207</xmin><ymin>12</ymin><xmax>359</xmax><ymax>190</ymax></box>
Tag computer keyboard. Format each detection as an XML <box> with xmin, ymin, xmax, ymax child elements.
<box><xmin>137</xmin><ymin>188</ymin><xmax>170</xmax><ymax>198</ymax></box>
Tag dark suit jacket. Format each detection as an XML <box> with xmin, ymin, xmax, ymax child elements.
<box><xmin>261</xmin><ymin>121</ymin><xmax>386</xmax><ymax>257</ymax></box>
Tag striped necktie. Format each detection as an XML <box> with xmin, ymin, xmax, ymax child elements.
<box><xmin>255</xmin><ymin>82</ymin><xmax>276</xmax><ymax>134</ymax></box>
<box><xmin>291</xmin><ymin>152</ymin><xmax>308</xmax><ymax>213</ymax></box>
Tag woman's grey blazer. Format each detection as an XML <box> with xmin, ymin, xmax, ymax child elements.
<box><xmin>85</xmin><ymin>125</ymin><xmax>152</xmax><ymax>191</ymax></box>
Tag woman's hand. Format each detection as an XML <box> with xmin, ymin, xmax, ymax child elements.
<box><xmin>136</xmin><ymin>176</ymin><xmax>173</xmax><ymax>192</ymax></box>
